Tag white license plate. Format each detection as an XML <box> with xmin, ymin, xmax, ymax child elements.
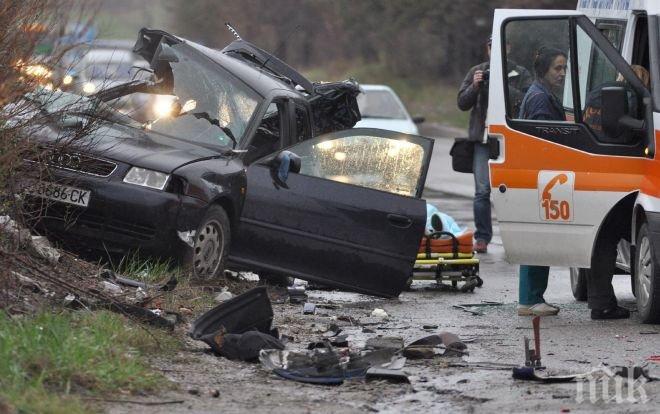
<box><xmin>25</xmin><ymin>182</ymin><xmax>91</xmax><ymax>207</ymax></box>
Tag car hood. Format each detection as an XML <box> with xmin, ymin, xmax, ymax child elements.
<box><xmin>353</xmin><ymin>118</ymin><xmax>419</xmax><ymax>135</ymax></box>
<box><xmin>92</xmin><ymin>121</ymin><xmax>227</xmax><ymax>173</ymax></box>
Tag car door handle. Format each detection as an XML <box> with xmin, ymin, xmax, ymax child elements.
<box><xmin>387</xmin><ymin>214</ymin><xmax>413</xmax><ymax>228</ymax></box>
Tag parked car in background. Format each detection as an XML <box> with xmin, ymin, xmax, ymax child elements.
<box><xmin>21</xmin><ymin>29</ymin><xmax>434</xmax><ymax>298</ymax></box>
<box><xmin>354</xmin><ymin>84</ymin><xmax>424</xmax><ymax>135</ymax></box>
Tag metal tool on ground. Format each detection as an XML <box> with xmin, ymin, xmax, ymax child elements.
<box><xmin>524</xmin><ymin>316</ymin><xmax>543</xmax><ymax>368</ymax></box>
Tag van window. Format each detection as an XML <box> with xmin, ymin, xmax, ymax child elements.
<box><xmin>578</xmin><ymin>25</ymin><xmax>645</xmax><ymax>143</ymax></box>
<box><xmin>504</xmin><ymin>19</ymin><xmax>572</xmax><ymax>121</ymax></box>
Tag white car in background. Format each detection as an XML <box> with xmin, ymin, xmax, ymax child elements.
<box><xmin>355</xmin><ymin>84</ymin><xmax>424</xmax><ymax>135</ymax></box>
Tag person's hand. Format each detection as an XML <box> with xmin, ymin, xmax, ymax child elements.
<box><xmin>472</xmin><ymin>70</ymin><xmax>484</xmax><ymax>89</ymax></box>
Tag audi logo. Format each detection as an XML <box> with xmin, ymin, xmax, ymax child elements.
<box><xmin>48</xmin><ymin>152</ymin><xmax>82</xmax><ymax>170</ymax></box>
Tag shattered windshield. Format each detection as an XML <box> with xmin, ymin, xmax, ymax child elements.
<box><xmin>104</xmin><ymin>42</ymin><xmax>261</xmax><ymax>148</ymax></box>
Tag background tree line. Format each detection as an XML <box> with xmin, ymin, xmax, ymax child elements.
<box><xmin>168</xmin><ymin>0</ymin><xmax>577</xmax><ymax>81</ymax></box>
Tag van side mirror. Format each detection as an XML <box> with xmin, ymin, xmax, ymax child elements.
<box><xmin>412</xmin><ymin>115</ymin><xmax>425</xmax><ymax>124</ymax></box>
<box><xmin>601</xmin><ymin>86</ymin><xmax>644</xmax><ymax>144</ymax></box>
<box><xmin>601</xmin><ymin>86</ymin><xmax>628</xmax><ymax>140</ymax></box>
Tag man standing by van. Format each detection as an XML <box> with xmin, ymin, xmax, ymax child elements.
<box><xmin>457</xmin><ymin>37</ymin><xmax>531</xmax><ymax>253</ymax></box>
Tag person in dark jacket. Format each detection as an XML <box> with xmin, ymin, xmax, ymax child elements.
<box><xmin>457</xmin><ymin>37</ymin><xmax>531</xmax><ymax>253</ymax></box>
<box><xmin>516</xmin><ymin>47</ymin><xmax>567</xmax><ymax>317</ymax></box>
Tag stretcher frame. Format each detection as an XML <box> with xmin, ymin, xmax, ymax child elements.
<box><xmin>410</xmin><ymin>231</ymin><xmax>482</xmax><ymax>292</ymax></box>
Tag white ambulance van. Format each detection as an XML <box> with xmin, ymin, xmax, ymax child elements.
<box><xmin>487</xmin><ymin>0</ymin><xmax>660</xmax><ymax>322</ymax></box>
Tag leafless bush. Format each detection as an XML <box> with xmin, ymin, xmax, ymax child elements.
<box><xmin>0</xmin><ymin>0</ymin><xmax>100</xmax><ymax>247</ymax></box>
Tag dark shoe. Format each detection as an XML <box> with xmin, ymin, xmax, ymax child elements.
<box><xmin>475</xmin><ymin>239</ymin><xmax>488</xmax><ymax>253</ymax></box>
<box><xmin>591</xmin><ymin>306</ymin><xmax>630</xmax><ymax>320</ymax></box>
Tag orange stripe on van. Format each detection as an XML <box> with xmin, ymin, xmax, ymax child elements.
<box><xmin>488</xmin><ymin>124</ymin><xmax>660</xmax><ymax>197</ymax></box>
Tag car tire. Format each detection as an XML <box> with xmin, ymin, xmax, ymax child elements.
<box><xmin>184</xmin><ymin>205</ymin><xmax>231</xmax><ymax>279</ymax></box>
<box><xmin>569</xmin><ymin>267</ymin><xmax>588</xmax><ymax>302</ymax></box>
<box><xmin>635</xmin><ymin>223</ymin><xmax>660</xmax><ymax>323</ymax></box>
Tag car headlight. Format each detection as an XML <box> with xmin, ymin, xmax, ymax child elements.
<box><xmin>153</xmin><ymin>95</ymin><xmax>177</xmax><ymax>118</ymax></box>
<box><xmin>123</xmin><ymin>167</ymin><xmax>169</xmax><ymax>190</ymax></box>
<box><xmin>82</xmin><ymin>82</ymin><xmax>96</xmax><ymax>94</ymax></box>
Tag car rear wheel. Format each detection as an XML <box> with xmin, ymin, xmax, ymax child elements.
<box><xmin>569</xmin><ymin>267</ymin><xmax>588</xmax><ymax>301</ymax></box>
<box><xmin>185</xmin><ymin>205</ymin><xmax>230</xmax><ymax>279</ymax></box>
<box><xmin>635</xmin><ymin>223</ymin><xmax>660</xmax><ymax>323</ymax></box>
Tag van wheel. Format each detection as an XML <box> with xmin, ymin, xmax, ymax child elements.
<box><xmin>184</xmin><ymin>205</ymin><xmax>230</xmax><ymax>279</ymax></box>
<box><xmin>635</xmin><ymin>223</ymin><xmax>660</xmax><ymax>323</ymax></box>
<box><xmin>569</xmin><ymin>267</ymin><xmax>588</xmax><ymax>301</ymax></box>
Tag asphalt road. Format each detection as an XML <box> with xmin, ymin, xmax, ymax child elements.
<box><xmin>110</xmin><ymin>127</ymin><xmax>660</xmax><ymax>414</ymax></box>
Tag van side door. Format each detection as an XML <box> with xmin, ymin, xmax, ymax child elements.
<box><xmin>488</xmin><ymin>9</ymin><xmax>653</xmax><ymax>266</ymax></box>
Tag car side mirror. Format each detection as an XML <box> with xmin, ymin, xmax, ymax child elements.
<box><xmin>412</xmin><ymin>115</ymin><xmax>425</xmax><ymax>124</ymax></box>
<box><xmin>270</xmin><ymin>150</ymin><xmax>301</xmax><ymax>188</ymax></box>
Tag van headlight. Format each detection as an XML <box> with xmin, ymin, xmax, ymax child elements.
<box><xmin>123</xmin><ymin>167</ymin><xmax>169</xmax><ymax>190</ymax></box>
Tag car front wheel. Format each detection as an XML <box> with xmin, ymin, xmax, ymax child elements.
<box><xmin>184</xmin><ymin>205</ymin><xmax>231</xmax><ymax>279</ymax></box>
<box><xmin>569</xmin><ymin>267</ymin><xmax>588</xmax><ymax>301</ymax></box>
<box><xmin>635</xmin><ymin>223</ymin><xmax>660</xmax><ymax>323</ymax></box>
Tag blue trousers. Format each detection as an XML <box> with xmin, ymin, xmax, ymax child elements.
<box><xmin>473</xmin><ymin>143</ymin><xmax>492</xmax><ymax>242</ymax></box>
<box><xmin>519</xmin><ymin>265</ymin><xmax>550</xmax><ymax>305</ymax></box>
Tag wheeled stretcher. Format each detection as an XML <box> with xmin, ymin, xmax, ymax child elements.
<box><xmin>409</xmin><ymin>230</ymin><xmax>482</xmax><ymax>292</ymax></box>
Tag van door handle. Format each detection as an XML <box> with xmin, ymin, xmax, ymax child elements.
<box><xmin>387</xmin><ymin>214</ymin><xmax>413</xmax><ymax>228</ymax></box>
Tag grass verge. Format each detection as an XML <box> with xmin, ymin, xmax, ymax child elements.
<box><xmin>0</xmin><ymin>310</ymin><xmax>179</xmax><ymax>413</ymax></box>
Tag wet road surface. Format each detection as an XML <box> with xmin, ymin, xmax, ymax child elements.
<box><xmin>109</xmin><ymin>136</ymin><xmax>660</xmax><ymax>414</ymax></box>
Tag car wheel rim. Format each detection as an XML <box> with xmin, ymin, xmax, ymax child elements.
<box><xmin>193</xmin><ymin>219</ymin><xmax>224</xmax><ymax>277</ymax></box>
<box><xmin>638</xmin><ymin>236</ymin><xmax>653</xmax><ymax>308</ymax></box>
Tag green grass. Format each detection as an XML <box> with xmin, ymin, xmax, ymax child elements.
<box><xmin>302</xmin><ymin>62</ymin><xmax>469</xmax><ymax>129</ymax></box>
<box><xmin>113</xmin><ymin>251</ymin><xmax>177</xmax><ymax>284</ymax></box>
<box><xmin>0</xmin><ymin>310</ymin><xmax>178</xmax><ymax>413</ymax></box>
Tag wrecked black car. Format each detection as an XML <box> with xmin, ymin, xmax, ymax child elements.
<box><xmin>22</xmin><ymin>28</ymin><xmax>434</xmax><ymax>297</ymax></box>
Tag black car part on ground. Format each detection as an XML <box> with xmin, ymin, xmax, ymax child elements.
<box><xmin>190</xmin><ymin>286</ymin><xmax>283</xmax><ymax>361</ymax></box>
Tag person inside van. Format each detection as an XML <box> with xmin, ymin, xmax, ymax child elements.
<box><xmin>516</xmin><ymin>46</ymin><xmax>567</xmax><ymax>316</ymax></box>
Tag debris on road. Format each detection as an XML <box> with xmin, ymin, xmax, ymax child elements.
<box><xmin>365</xmin><ymin>337</ymin><xmax>404</xmax><ymax>352</ymax></box>
<box><xmin>259</xmin><ymin>347</ymin><xmax>407</xmax><ymax>386</ymax></box>
<box><xmin>303</xmin><ymin>302</ymin><xmax>316</xmax><ymax>315</ymax></box>
<box><xmin>287</xmin><ymin>286</ymin><xmax>308</xmax><ymax>304</ymax></box>
<box><xmin>214</xmin><ymin>288</ymin><xmax>233</xmax><ymax>303</ymax></box>
<box><xmin>452</xmin><ymin>305</ymin><xmax>484</xmax><ymax>316</ymax></box>
<box><xmin>371</xmin><ymin>308</ymin><xmax>388</xmax><ymax>319</ymax></box>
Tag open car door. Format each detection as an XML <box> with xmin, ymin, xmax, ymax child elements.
<box><xmin>488</xmin><ymin>9</ymin><xmax>652</xmax><ymax>266</ymax></box>
<box><xmin>229</xmin><ymin>128</ymin><xmax>434</xmax><ymax>297</ymax></box>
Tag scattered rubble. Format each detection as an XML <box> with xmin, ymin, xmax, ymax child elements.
<box><xmin>371</xmin><ymin>308</ymin><xmax>388</xmax><ymax>319</ymax></box>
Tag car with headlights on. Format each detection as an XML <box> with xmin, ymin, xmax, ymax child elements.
<box><xmin>22</xmin><ymin>29</ymin><xmax>434</xmax><ymax>298</ymax></box>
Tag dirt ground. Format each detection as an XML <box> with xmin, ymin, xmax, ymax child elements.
<box><xmin>104</xmin><ymin>190</ymin><xmax>660</xmax><ymax>414</ymax></box>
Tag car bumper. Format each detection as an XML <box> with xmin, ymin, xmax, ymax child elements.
<box><xmin>31</xmin><ymin>173</ymin><xmax>207</xmax><ymax>256</ymax></box>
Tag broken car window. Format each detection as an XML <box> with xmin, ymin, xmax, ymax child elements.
<box><xmin>293</xmin><ymin>134</ymin><xmax>425</xmax><ymax>197</ymax></box>
<box><xmin>99</xmin><ymin>42</ymin><xmax>262</xmax><ymax>148</ymax></box>
<box><xmin>167</xmin><ymin>43</ymin><xmax>260</xmax><ymax>145</ymax></box>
